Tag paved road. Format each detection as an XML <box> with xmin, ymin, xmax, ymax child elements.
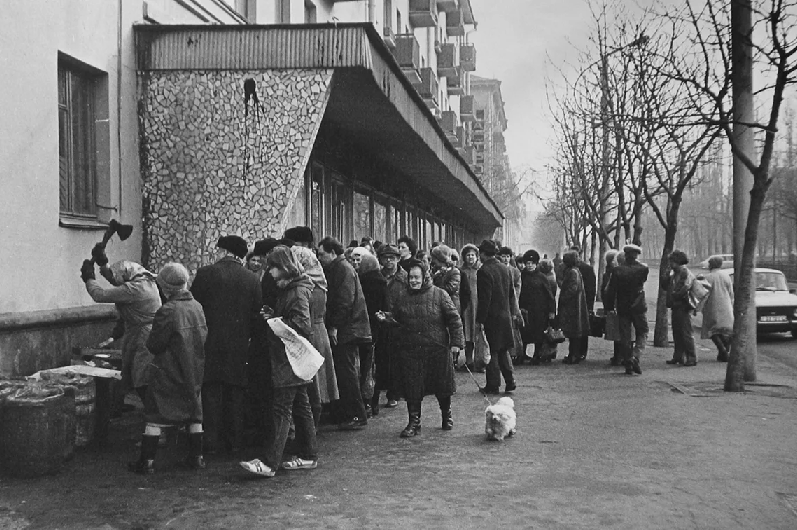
<box><xmin>758</xmin><ymin>333</ymin><xmax>797</xmax><ymax>371</ymax></box>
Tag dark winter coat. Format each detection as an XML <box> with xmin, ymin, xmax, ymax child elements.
<box><xmin>519</xmin><ymin>269</ymin><xmax>556</xmax><ymax>344</ymax></box>
<box><xmin>323</xmin><ymin>255</ymin><xmax>372</xmax><ymax>345</ymax></box>
<box><xmin>270</xmin><ymin>275</ymin><xmax>315</xmax><ymax>388</ymax></box>
<box><xmin>577</xmin><ymin>259</ymin><xmax>597</xmax><ymax>311</ymax></box>
<box><xmin>432</xmin><ymin>266</ymin><xmax>461</xmax><ymax>314</ymax></box>
<box><xmin>190</xmin><ymin>256</ymin><xmax>262</xmax><ymax>386</ymax></box>
<box><xmin>359</xmin><ymin>269</ymin><xmax>387</xmax><ymax>332</ymax></box>
<box><xmin>375</xmin><ymin>267</ymin><xmax>407</xmax><ymax>393</ymax></box>
<box><xmin>558</xmin><ymin>265</ymin><xmax>591</xmax><ymax>338</ymax></box>
<box><xmin>392</xmin><ymin>281</ymin><xmax>464</xmax><ymax>402</ymax></box>
<box><xmin>661</xmin><ymin>267</ymin><xmax>692</xmax><ymax>309</ymax></box>
<box><xmin>604</xmin><ymin>261</ymin><xmax>649</xmax><ymax>316</ymax></box>
<box><xmin>476</xmin><ymin>257</ymin><xmax>516</xmax><ymax>352</ymax></box>
<box><xmin>145</xmin><ymin>290</ymin><xmax>207</xmax><ymax>423</ymax></box>
<box><xmin>383</xmin><ymin>267</ymin><xmax>408</xmax><ymax>311</ymax></box>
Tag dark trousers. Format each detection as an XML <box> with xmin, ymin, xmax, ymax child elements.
<box><xmin>357</xmin><ymin>342</ymin><xmax>375</xmax><ymax>400</ymax></box>
<box><xmin>202</xmin><ymin>382</ymin><xmax>244</xmax><ymax>452</ymax></box>
<box><xmin>567</xmin><ymin>336</ymin><xmax>588</xmax><ymax>360</ymax></box>
<box><xmin>265</xmin><ymin>384</ymin><xmax>317</xmax><ymax>469</ymax></box>
<box><xmin>671</xmin><ymin>306</ymin><xmax>696</xmax><ymax>362</ymax></box>
<box><xmin>332</xmin><ymin>342</ymin><xmax>367</xmax><ymax>422</ymax></box>
<box><xmin>485</xmin><ymin>346</ymin><xmax>514</xmax><ymax>391</ymax></box>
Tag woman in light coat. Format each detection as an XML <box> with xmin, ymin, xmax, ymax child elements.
<box><xmin>83</xmin><ymin>260</ymin><xmax>162</xmax><ymax>399</ymax></box>
<box><xmin>700</xmin><ymin>256</ymin><xmax>734</xmax><ymax>362</ymax></box>
<box><xmin>459</xmin><ymin>244</ymin><xmax>481</xmax><ymax>371</ymax></box>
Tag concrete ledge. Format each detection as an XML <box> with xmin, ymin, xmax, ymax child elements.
<box><xmin>0</xmin><ymin>305</ymin><xmax>118</xmax><ymax>332</ymax></box>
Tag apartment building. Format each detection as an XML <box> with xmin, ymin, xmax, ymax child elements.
<box><xmin>0</xmin><ymin>0</ymin><xmax>500</xmax><ymax>375</ymax></box>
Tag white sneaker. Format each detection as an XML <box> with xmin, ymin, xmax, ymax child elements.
<box><xmin>280</xmin><ymin>456</ymin><xmax>318</xmax><ymax>470</ymax></box>
<box><xmin>239</xmin><ymin>459</ymin><xmax>275</xmax><ymax>477</ymax></box>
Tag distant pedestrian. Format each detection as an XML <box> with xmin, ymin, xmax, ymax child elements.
<box><xmin>354</xmin><ymin>250</ymin><xmax>387</xmax><ymax>417</ymax></box>
<box><xmin>129</xmin><ymin>263</ymin><xmax>207</xmax><ymax>474</ymax></box>
<box><xmin>571</xmin><ymin>245</ymin><xmax>597</xmax><ymax>361</ymax></box>
<box><xmin>600</xmin><ymin>249</ymin><xmax>625</xmax><ymax>367</ymax></box>
<box><xmin>430</xmin><ymin>244</ymin><xmax>461</xmax><ymax>314</ymax></box>
<box><xmin>386</xmin><ymin>258</ymin><xmax>464</xmax><ymax>437</ymax></box>
<box><xmin>499</xmin><ymin>246</ymin><xmax>524</xmax><ymax>364</ymax></box>
<box><xmin>661</xmin><ymin>250</ymin><xmax>697</xmax><ymax>366</ymax></box>
<box><xmin>191</xmin><ymin>235</ymin><xmax>262</xmax><ymax>453</ymax></box>
<box><xmin>700</xmin><ymin>256</ymin><xmax>734</xmax><ymax>362</ymax></box>
<box><xmin>459</xmin><ymin>244</ymin><xmax>483</xmax><ymax>371</ymax></box>
<box><xmin>397</xmin><ymin>236</ymin><xmax>417</xmax><ymax>269</ymax></box>
<box><xmin>373</xmin><ymin>244</ymin><xmax>407</xmax><ymax>410</ymax></box>
<box><xmin>559</xmin><ymin>251</ymin><xmax>591</xmax><ymax>364</ymax></box>
<box><xmin>317</xmin><ymin>237</ymin><xmax>373</xmax><ymax>430</ymax></box>
<box><xmin>519</xmin><ymin>250</ymin><xmax>556</xmax><ymax>365</ymax></box>
<box><xmin>476</xmin><ymin>240</ymin><xmax>519</xmax><ymax>394</ymax></box>
<box><xmin>604</xmin><ymin>245</ymin><xmax>649</xmax><ymax>375</ymax></box>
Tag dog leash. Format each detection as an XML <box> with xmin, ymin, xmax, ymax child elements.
<box><xmin>462</xmin><ymin>361</ymin><xmax>494</xmax><ymax>407</ymax></box>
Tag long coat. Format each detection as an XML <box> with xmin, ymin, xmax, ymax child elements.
<box><xmin>558</xmin><ymin>266</ymin><xmax>591</xmax><ymax>338</ymax></box>
<box><xmin>701</xmin><ymin>269</ymin><xmax>734</xmax><ymax>338</ymax></box>
<box><xmin>433</xmin><ymin>266</ymin><xmax>461</xmax><ymax>314</ymax></box>
<box><xmin>269</xmin><ymin>275</ymin><xmax>315</xmax><ymax>388</ymax></box>
<box><xmin>190</xmin><ymin>256</ymin><xmax>262</xmax><ymax>386</ymax></box>
<box><xmin>392</xmin><ymin>281</ymin><xmax>464</xmax><ymax>402</ymax></box>
<box><xmin>577</xmin><ymin>260</ymin><xmax>597</xmax><ymax>311</ymax></box>
<box><xmin>459</xmin><ymin>263</ymin><xmax>479</xmax><ymax>342</ymax></box>
<box><xmin>476</xmin><ymin>257</ymin><xmax>516</xmax><ymax>352</ymax></box>
<box><xmin>309</xmin><ymin>286</ymin><xmax>338</xmax><ymax>402</ymax></box>
<box><xmin>359</xmin><ymin>269</ymin><xmax>387</xmax><ymax>332</ymax></box>
<box><xmin>375</xmin><ymin>267</ymin><xmax>407</xmax><ymax>393</ymax></box>
<box><xmin>323</xmin><ymin>255</ymin><xmax>372</xmax><ymax>345</ymax></box>
<box><xmin>145</xmin><ymin>290</ymin><xmax>207</xmax><ymax>423</ymax></box>
<box><xmin>604</xmin><ymin>261</ymin><xmax>649</xmax><ymax>316</ymax></box>
<box><xmin>519</xmin><ymin>268</ymin><xmax>556</xmax><ymax>344</ymax></box>
<box><xmin>85</xmin><ymin>276</ymin><xmax>161</xmax><ymax>389</ymax></box>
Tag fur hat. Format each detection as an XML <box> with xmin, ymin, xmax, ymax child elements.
<box><xmin>252</xmin><ymin>238</ymin><xmax>280</xmax><ymax>257</ymax></box>
<box><xmin>217</xmin><ymin>235</ymin><xmax>248</xmax><ymax>258</ymax></box>
<box><xmin>478</xmin><ymin>239</ymin><xmax>499</xmax><ymax>256</ymax></box>
<box><xmin>461</xmin><ymin>243</ymin><xmax>479</xmax><ymax>258</ymax></box>
<box><xmin>430</xmin><ymin>244</ymin><xmax>453</xmax><ymax>265</ymax></box>
<box><xmin>498</xmin><ymin>246</ymin><xmax>514</xmax><ymax>257</ymax></box>
<box><xmin>377</xmin><ymin>244</ymin><xmax>401</xmax><ymax>258</ymax></box>
<box><xmin>284</xmin><ymin>226</ymin><xmax>314</xmax><ymax>245</ymax></box>
<box><xmin>522</xmin><ymin>249</ymin><xmax>540</xmax><ymax>264</ymax></box>
<box><xmin>157</xmin><ymin>262</ymin><xmax>189</xmax><ymax>290</ymax></box>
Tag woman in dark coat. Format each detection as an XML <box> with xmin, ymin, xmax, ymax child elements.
<box><xmin>519</xmin><ymin>250</ymin><xmax>556</xmax><ymax>365</ymax></box>
<box><xmin>240</xmin><ymin>246</ymin><xmax>318</xmax><ymax>478</ymax></box>
<box><xmin>129</xmin><ymin>263</ymin><xmax>207</xmax><ymax>474</ymax></box>
<box><xmin>383</xmin><ymin>258</ymin><xmax>464</xmax><ymax>438</ymax></box>
<box><xmin>353</xmin><ymin>249</ymin><xmax>387</xmax><ymax>415</ymax></box>
<box><xmin>430</xmin><ymin>244</ymin><xmax>461</xmax><ymax>314</ymax></box>
<box><xmin>559</xmin><ymin>251</ymin><xmax>591</xmax><ymax>364</ymax></box>
<box><xmin>601</xmin><ymin>249</ymin><xmax>626</xmax><ymax>366</ymax></box>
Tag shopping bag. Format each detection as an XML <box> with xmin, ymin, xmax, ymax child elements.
<box><xmin>474</xmin><ymin>326</ymin><xmax>491</xmax><ymax>367</ymax></box>
<box><xmin>604</xmin><ymin>311</ymin><xmax>622</xmax><ymax>342</ymax></box>
<box><xmin>267</xmin><ymin>317</ymin><xmax>324</xmax><ymax>381</ymax></box>
<box><xmin>589</xmin><ymin>312</ymin><xmax>606</xmax><ymax>337</ymax></box>
<box><xmin>545</xmin><ymin>326</ymin><xmax>566</xmax><ymax>345</ymax></box>
<box><xmin>689</xmin><ymin>274</ymin><xmax>712</xmax><ymax>311</ymax></box>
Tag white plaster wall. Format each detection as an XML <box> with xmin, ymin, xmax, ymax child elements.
<box><xmin>0</xmin><ymin>0</ymin><xmax>236</xmax><ymax>314</ymax></box>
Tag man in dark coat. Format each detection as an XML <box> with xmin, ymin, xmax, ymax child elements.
<box><xmin>317</xmin><ymin>236</ymin><xmax>373</xmax><ymax>430</ymax></box>
<box><xmin>190</xmin><ymin>235</ymin><xmax>262</xmax><ymax>453</ymax></box>
<box><xmin>604</xmin><ymin>244</ymin><xmax>649</xmax><ymax>375</ymax></box>
<box><xmin>374</xmin><ymin>244</ymin><xmax>407</xmax><ymax>410</ymax></box>
<box><xmin>476</xmin><ymin>240</ymin><xmax>518</xmax><ymax>394</ymax></box>
<box><xmin>570</xmin><ymin>245</ymin><xmax>597</xmax><ymax>361</ymax></box>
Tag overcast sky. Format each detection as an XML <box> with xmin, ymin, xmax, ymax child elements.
<box><xmin>469</xmin><ymin>0</ymin><xmax>597</xmax><ymax>175</ymax></box>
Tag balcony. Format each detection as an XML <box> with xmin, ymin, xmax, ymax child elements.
<box><xmin>416</xmin><ymin>67</ymin><xmax>440</xmax><ymax>113</ymax></box>
<box><xmin>460</xmin><ymin>44</ymin><xmax>476</xmax><ymax>71</ymax></box>
<box><xmin>474</xmin><ymin>151</ymin><xmax>484</xmax><ymax>164</ymax></box>
<box><xmin>459</xmin><ymin>95</ymin><xmax>474</xmax><ymax>121</ymax></box>
<box><xmin>437</xmin><ymin>43</ymin><xmax>459</xmax><ymax>78</ymax></box>
<box><xmin>437</xmin><ymin>0</ymin><xmax>459</xmax><ymax>12</ymax></box>
<box><xmin>440</xmin><ymin>110</ymin><xmax>458</xmax><ymax>136</ymax></box>
<box><xmin>452</xmin><ymin>125</ymin><xmax>465</xmax><ymax>148</ymax></box>
<box><xmin>446</xmin><ymin>9</ymin><xmax>466</xmax><ymax>36</ymax></box>
<box><xmin>393</xmin><ymin>34</ymin><xmax>422</xmax><ymax>84</ymax></box>
<box><xmin>473</xmin><ymin>164</ymin><xmax>484</xmax><ymax>175</ymax></box>
<box><xmin>447</xmin><ymin>69</ymin><xmax>464</xmax><ymax>95</ymax></box>
<box><xmin>459</xmin><ymin>145</ymin><xmax>473</xmax><ymax>164</ymax></box>
<box><xmin>472</xmin><ymin>130</ymin><xmax>485</xmax><ymax>144</ymax></box>
<box><xmin>383</xmin><ymin>25</ymin><xmax>396</xmax><ymax>49</ymax></box>
<box><xmin>409</xmin><ymin>0</ymin><xmax>438</xmax><ymax>28</ymax></box>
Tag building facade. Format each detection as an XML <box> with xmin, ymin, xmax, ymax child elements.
<box><xmin>0</xmin><ymin>0</ymin><xmax>502</xmax><ymax>376</ymax></box>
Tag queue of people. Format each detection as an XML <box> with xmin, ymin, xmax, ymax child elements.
<box><xmin>79</xmin><ymin>228</ymin><xmax>728</xmax><ymax>479</ymax></box>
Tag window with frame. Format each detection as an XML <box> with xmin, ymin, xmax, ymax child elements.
<box><xmin>276</xmin><ymin>0</ymin><xmax>290</xmax><ymax>23</ymax></box>
<box><xmin>58</xmin><ymin>55</ymin><xmax>108</xmax><ymax>221</ymax></box>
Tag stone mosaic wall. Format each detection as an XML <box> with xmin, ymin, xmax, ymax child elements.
<box><xmin>138</xmin><ymin>69</ymin><xmax>332</xmax><ymax>273</ymax></box>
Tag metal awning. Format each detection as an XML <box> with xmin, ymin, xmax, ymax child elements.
<box><xmin>135</xmin><ymin>23</ymin><xmax>502</xmax><ymax>233</ymax></box>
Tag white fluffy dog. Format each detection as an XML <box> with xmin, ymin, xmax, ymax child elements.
<box><xmin>485</xmin><ymin>397</ymin><xmax>517</xmax><ymax>441</ymax></box>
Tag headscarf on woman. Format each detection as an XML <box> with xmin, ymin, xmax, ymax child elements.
<box><xmin>291</xmin><ymin>246</ymin><xmax>327</xmax><ymax>291</ymax></box>
<box><xmin>107</xmin><ymin>260</ymin><xmax>156</xmax><ymax>286</ymax></box>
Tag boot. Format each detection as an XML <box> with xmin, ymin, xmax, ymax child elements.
<box><xmin>400</xmin><ymin>403</ymin><xmax>421</xmax><ymax>438</ymax></box>
<box><xmin>370</xmin><ymin>394</ymin><xmax>380</xmax><ymax>417</ymax></box>
<box><xmin>128</xmin><ymin>434</ymin><xmax>158</xmax><ymax>474</ymax></box>
<box><xmin>438</xmin><ymin>396</ymin><xmax>453</xmax><ymax>431</ymax></box>
<box><xmin>182</xmin><ymin>432</ymin><xmax>206</xmax><ymax>470</ymax></box>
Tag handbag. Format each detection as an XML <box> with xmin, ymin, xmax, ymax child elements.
<box><xmin>545</xmin><ymin>326</ymin><xmax>566</xmax><ymax>345</ymax></box>
<box><xmin>589</xmin><ymin>311</ymin><xmax>606</xmax><ymax>337</ymax></box>
<box><xmin>604</xmin><ymin>311</ymin><xmax>622</xmax><ymax>342</ymax></box>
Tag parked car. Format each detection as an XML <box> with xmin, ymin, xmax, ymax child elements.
<box><xmin>698</xmin><ymin>254</ymin><xmax>734</xmax><ymax>270</ymax></box>
<box><xmin>720</xmin><ymin>268</ymin><xmax>797</xmax><ymax>339</ymax></box>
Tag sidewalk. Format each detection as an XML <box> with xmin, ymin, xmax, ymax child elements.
<box><xmin>1</xmin><ymin>333</ymin><xmax>796</xmax><ymax>530</ymax></box>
